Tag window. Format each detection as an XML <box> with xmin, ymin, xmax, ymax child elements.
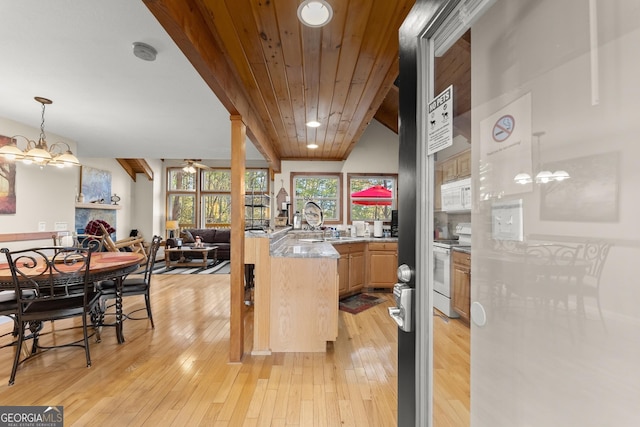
<box><xmin>201</xmin><ymin>169</ymin><xmax>232</xmax><ymax>227</ymax></box>
<box><xmin>348</xmin><ymin>174</ymin><xmax>397</xmax><ymax>223</ymax></box>
<box><xmin>166</xmin><ymin>167</ymin><xmax>269</xmax><ymax>229</ymax></box>
<box><xmin>167</xmin><ymin>169</ymin><xmax>197</xmax><ymax>228</ymax></box>
<box><xmin>245</xmin><ymin>169</ymin><xmax>270</xmax><ymax>229</ymax></box>
<box><xmin>291</xmin><ymin>173</ymin><xmax>342</xmax><ymax>224</ymax></box>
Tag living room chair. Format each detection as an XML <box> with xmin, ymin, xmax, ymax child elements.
<box><xmin>98</xmin><ymin>224</ymin><xmax>147</xmax><ymax>264</ymax></box>
<box><xmin>98</xmin><ymin>235</ymin><xmax>162</xmax><ymax>328</ymax></box>
<box><xmin>0</xmin><ymin>246</ymin><xmax>102</xmax><ymax>386</ymax></box>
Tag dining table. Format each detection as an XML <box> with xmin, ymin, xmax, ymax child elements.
<box><xmin>0</xmin><ymin>251</ymin><xmax>146</xmax><ymax>344</ymax></box>
<box><xmin>477</xmin><ymin>246</ymin><xmax>591</xmax><ymax>315</ymax></box>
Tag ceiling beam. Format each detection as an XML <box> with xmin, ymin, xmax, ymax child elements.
<box><xmin>116</xmin><ymin>159</ymin><xmax>137</xmax><ymax>182</ymax></box>
<box><xmin>143</xmin><ymin>0</ymin><xmax>281</xmax><ymax>172</ymax></box>
<box><xmin>375</xmin><ymin>85</ymin><xmax>399</xmax><ymax>134</ymax></box>
<box><xmin>116</xmin><ymin>159</ymin><xmax>154</xmax><ymax>182</ymax></box>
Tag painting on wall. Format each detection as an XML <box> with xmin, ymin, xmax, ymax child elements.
<box><xmin>0</xmin><ymin>135</ymin><xmax>17</xmax><ymax>214</ymax></box>
<box><xmin>540</xmin><ymin>151</ymin><xmax>619</xmax><ymax>222</ymax></box>
<box><xmin>80</xmin><ymin>165</ymin><xmax>112</xmax><ymax>204</ymax></box>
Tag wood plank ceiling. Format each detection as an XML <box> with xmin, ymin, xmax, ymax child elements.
<box><xmin>143</xmin><ymin>0</ymin><xmax>415</xmax><ymax>172</ymax></box>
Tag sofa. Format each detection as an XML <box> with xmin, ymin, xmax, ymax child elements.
<box><xmin>166</xmin><ymin>228</ymin><xmax>231</xmax><ymax>261</ymax></box>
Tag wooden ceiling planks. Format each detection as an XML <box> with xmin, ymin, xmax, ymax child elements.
<box><xmin>144</xmin><ymin>0</ymin><xmax>281</xmax><ymax>171</ymax></box>
<box><xmin>435</xmin><ymin>30</ymin><xmax>471</xmax><ymax>141</ymax></box>
<box><xmin>145</xmin><ymin>0</ymin><xmax>416</xmax><ymax>168</ymax></box>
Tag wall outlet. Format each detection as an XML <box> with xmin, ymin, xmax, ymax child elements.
<box><xmin>54</xmin><ymin>222</ymin><xmax>68</xmax><ymax>231</ymax></box>
<box><xmin>38</xmin><ymin>221</ymin><xmax>46</xmax><ymax>231</ymax></box>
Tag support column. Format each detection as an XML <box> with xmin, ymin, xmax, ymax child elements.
<box><xmin>230</xmin><ymin>115</ymin><xmax>246</xmax><ymax>362</ymax></box>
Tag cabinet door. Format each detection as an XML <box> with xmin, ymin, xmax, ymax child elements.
<box><xmin>452</xmin><ymin>261</ymin><xmax>470</xmax><ymax>323</ymax></box>
<box><xmin>338</xmin><ymin>253</ymin><xmax>349</xmax><ymax>294</ymax></box>
<box><xmin>456</xmin><ymin>150</ymin><xmax>471</xmax><ymax>178</ymax></box>
<box><xmin>434</xmin><ymin>169</ymin><xmax>443</xmax><ymax>211</ymax></box>
<box><xmin>349</xmin><ymin>251</ymin><xmax>365</xmax><ymax>292</ymax></box>
<box><xmin>368</xmin><ymin>251</ymin><xmax>398</xmax><ymax>288</ymax></box>
<box><xmin>441</xmin><ymin>158</ymin><xmax>458</xmax><ymax>182</ymax></box>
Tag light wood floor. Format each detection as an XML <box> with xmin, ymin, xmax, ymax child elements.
<box><xmin>0</xmin><ymin>274</ymin><xmax>469</xmax><ymax>426</ymax></box>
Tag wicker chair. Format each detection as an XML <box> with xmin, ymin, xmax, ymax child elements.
<box><xmin>98</xmin><ymin>224</ymin><xmax>147</xmax><ymax>264</ymax></box>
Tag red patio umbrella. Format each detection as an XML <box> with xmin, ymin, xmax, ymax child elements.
<box><xmin>351</xmin><ymin>185</ymin><xmax>393</xmax><ymax>218</ymax></box>
<box><xmin>350</xmin><ymin>185</ymin><xmax>393</xmax><ymax>200</ymax></box>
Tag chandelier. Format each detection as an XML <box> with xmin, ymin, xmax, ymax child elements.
<box><xmin>513</xmin><ymin>132</ymin><xmax>570</xmax><ymax>185</ymax></box>
<box><xmin>0</xmin><ymin>97</ymin><xmax>80</xmax><ymax>168</ymax></box>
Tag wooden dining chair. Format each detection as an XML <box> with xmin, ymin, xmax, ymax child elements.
<box><xmin>0</xmin><ymin>291</ymin><xmax>20</xmax><ymax>350</ymax></box>
<box><xmin>570</xmin><ymin>240</ymin><xmax>612</xmax><ymax>327</ymax></box>
<box><xmin>98</xmin><ymin>235</ymin><xmax>162</xmax><ymax>328</ymax></box>
<box><xmin>0</xmin><ymin>246</ymin><xmax>102</xmax><ymax>386</ymax></box>
<box><xmin>503</xmin><ymin>243</ymin><xmax>581</xmax><ymax>308</ymax></box>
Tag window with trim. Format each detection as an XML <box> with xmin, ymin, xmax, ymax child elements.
<box><xmin>291</xmin><ymin>173</ymin><xmax>342</xmax><ymax>224</ymax></box>
<box><xmin>348</xmin><ymin>173</ymin><xmax>397</xmax><ymax>223</ymax></box>
<box><xmin>167</xmin><ymin>167</ymin><xmax>269</xmax><ymax>229</ymax></box>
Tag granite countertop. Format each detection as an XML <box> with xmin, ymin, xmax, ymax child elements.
<box><xmin>270</xmin><ymin>239</ymin><xmax>340</xmax><ymax>259</ymax></box>
<box><xmin>328</xmin><ymin>236</ymin><xmax>398</xmax><ymax>244</ymax></box>
<box><xmin>245</xmin><ymin>227</ymin><xmax>292</xmax><ymax>239</ymax></box>
<box><xmin>269</xmin><ymin>231</ymin><xmax>398</xmax><ymax>259</ymax></box>
<box><xmin>453</xmin><ymin>246</ymin><xmax>471</xmax><ymax>254</ymax></box>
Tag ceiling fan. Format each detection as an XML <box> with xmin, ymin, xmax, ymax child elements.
<box><xmin>181</xmin><ymin>159</ymin><xmax>211</xmax><ymax>173</ymax></box>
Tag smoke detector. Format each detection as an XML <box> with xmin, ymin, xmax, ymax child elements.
<box><xmin>132</xmin><ymin>42</ymin><xmax>157</xmax><ymax>61</ymax></box>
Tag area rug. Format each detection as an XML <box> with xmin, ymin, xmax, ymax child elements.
<box><xmin>151</xmin><ymin>260</ymin><xmax>231</xmax><ymax>275</ymax></box>
<box><xmin>339</xmin><ymin>293</ymin><xmax>386</xmax><ymax>314</ymax></box>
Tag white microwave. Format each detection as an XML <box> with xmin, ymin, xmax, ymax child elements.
<box><xmin>441</xmin><ymin>177</ymin><xmax>472</xmax><ymax>212</ymax></box>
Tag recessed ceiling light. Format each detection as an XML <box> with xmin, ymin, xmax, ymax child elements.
<box><xmin>297</xmin><ymin>0</ymin><xmax>333</xmax><ymax>28</ymax></box>
<box><xmin>307</xmin><ymin>143</ymin><xmax>319</xmax><ymax>149</ymax></box>
<box><xmin>306</xmin><ymin>120</ymin><xmax>321</xmax><ymax>128</ymax></box>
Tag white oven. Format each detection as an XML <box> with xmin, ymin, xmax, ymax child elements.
<box><xmin>433</xmin><ymin>242</ymin><xmax>459</xmax><ymax>318</ymax></box>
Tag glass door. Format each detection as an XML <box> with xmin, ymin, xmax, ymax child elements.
<box><xmin>402</xmin><ymin>0</ymin><xmax>640</xmax><ymax>425</ymax></box>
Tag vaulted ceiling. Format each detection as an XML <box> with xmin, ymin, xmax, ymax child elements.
<box><xmin>143</xmin><ymin>0</ymin><xmax>415</xmax><ymax>172</ymax></box>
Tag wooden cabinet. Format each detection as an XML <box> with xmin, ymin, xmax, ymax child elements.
<box><xmin>452</xmin><ymin>250</ymin><xmax>471</xmax><ymax>324</ymax></box>
<box><xmin>440</xmin><ymin>149</ymin><xmax>471</xmax><ymax>183</ymax></box>
<box><xmin>336</xmin><ymin>243</ymin><xmax>366</xmax><ymax>297</ymax></box>
<box><xmin>434</xmin><ymin>169</ymin><xmax>443</xmax><ymax>211</ymax></box>
<box><xmin>366</xmin><ymin>242</ymin><xmax>398</xmax><ymax>288</ymax></box>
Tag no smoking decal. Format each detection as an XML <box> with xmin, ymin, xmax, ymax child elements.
<box><xmin>492</xmin><ymin>115</ymin><xmax>515</xmax><ymax>142</ymax></box>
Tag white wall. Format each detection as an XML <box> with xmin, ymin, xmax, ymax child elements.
<box><xmin>0</xmin><ymin>116</ymin><xmax>163</xmax><ymax>249</ymax></box>
<box><xmin>0</xmin><ymin>117</ymin><xmax>79</xmax><ymax>249</ymax></box>
<box><xmin>132</xmin><ymin>158</ymin><xmax>164</xmax><ymax>240</ymax></box>
<box><xmin>274</xmin><ymin>119</ymin><xmax>399</xmax><ymax>226</ymax></box>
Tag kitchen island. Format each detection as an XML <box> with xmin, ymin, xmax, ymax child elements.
<box><xmin>245</xmin><ymin>229</ymin><xmax>397</xmax><ymax>354</ymax></box>
<box><xmin>245</xmin><ymin>229</ymin><xmax>339</xmax><ymax>353</ymax></box>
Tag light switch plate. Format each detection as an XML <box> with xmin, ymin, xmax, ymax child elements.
<box><xmin>491</xmin><ymin>199</ymin><xmax>524</xmax><ymax>241</ymax></box>
<box><xmin>38</xmin><ymin>221</ymin><xmax>46</xmax><ymax>231</ymax></box>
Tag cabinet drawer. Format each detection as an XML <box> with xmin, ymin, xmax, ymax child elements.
<box><xmin>334</xmin><ymin>242</ymin><xmax>366</xmax><ymax>255</ymax></box>
<box><xmin>368</xmin><ymin>242</ymin><xmax>398</xmax><ymax>251</ymax></box>
<box><xmin>452</xmin><ymin>250</ymin><xmax>471</xmax><ymax>267</ymax></box>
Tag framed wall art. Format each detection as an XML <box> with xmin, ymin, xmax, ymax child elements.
<box><xmin>540</xmin><ymin>151</ymin><xmax>619</xmax><ymax>222</ymax></box>
<box><xmin>80</xmin><ymin>165</ymin><xmax>112</xmax><ymax>204</ymax></box>
<box><xmin>0</xmin><ymin>135</ymin><xmax>17</xmax><ymax>214</ymax></box>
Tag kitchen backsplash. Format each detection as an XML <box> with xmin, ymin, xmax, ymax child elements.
<box><xmin>434</xmin><ymin>211</ymin><xmax>470</xmax><ymax>240</ymax></box>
